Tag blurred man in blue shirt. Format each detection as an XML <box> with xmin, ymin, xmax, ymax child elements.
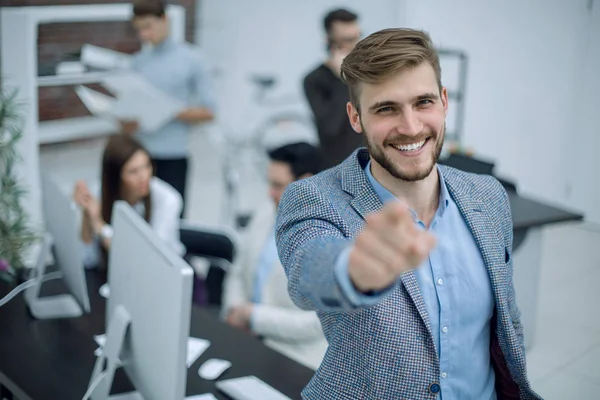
<box><xmin>123</xmin><ymin>0</ymin><xmax>216</xmax><ymax>216</ymax></box>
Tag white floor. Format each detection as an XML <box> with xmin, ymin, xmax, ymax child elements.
<box><xmin>39</xmin><ymin>133</ymin><xmax>600</xmax><ymax>399</ymax></box>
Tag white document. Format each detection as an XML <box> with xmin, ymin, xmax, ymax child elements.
<box><xmin>185</xmin><ymin>394</ymin><xmax>218</xmax><ymax>400</ymax></box>
<box><xmin>75</xmin><ymin>86</ymin><xmax>116</xmax><ymax>116</ymax></box>
<box><xmin>94</xmin><ymin>334</ymin><xmax>107</xmax><ymax>348</ymax></box>
<box><xmin>186</xmin><ymin>337</ymin><xmax>211</xmax><ymax>367</ymax></box>
<box><xmin>100</xmin><ymin>73</ymin><xmax>158</xmax><ymax>98</ymax></box>
<box><xmin>93</xmin><ymin>335</ymin><xmax>210</xmax><ymax>368</ymax></box>
<box><xmin>81</xmin><ymin>44</ymin><xmax>132</xmax><ymax>70</ymax></box>
<box><xmin>75</xmin><ymin>71</ymin><xmax>185</xmax><ymax>132</ymax></box>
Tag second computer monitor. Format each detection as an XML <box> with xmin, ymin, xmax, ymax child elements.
<box><xmin>29</xmin><ymin>174</ymin><xmax>91</xmax><ymax>319</ymax></box>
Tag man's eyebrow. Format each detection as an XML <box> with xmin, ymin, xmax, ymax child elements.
<box><xmin>368</xmin><ymin>93</ymin><xmax>440</xmax><ymax>112</ymax></box>
<box><xmin>368</xmin><ymin>100</ymin><xmax>399</xmax><ymax>112</ymax></box>
<box><xmin>412</xmin><ymin>92</ymin><xmax>439</xmax><ymax>102</ymax></box>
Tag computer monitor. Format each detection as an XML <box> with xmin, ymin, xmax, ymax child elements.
<box><xmin>87</xmin><ymin>201</ymin><xmax>193</xmax><ymax>400</ymax></box>
<box><xmin>25</xmin><ymin>174</ymin><xmax>91</xmax><ymax>319</ymax></box>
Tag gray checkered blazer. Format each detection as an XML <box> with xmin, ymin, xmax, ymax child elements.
<box><xmin>276</xmin><ymin>149</ymin><xmax>541</xmax><ymax>399</ymax></box>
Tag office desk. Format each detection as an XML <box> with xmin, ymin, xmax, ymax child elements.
<box><xmin>508</xmin><ymin>192</ymin><xmax>583</xmax><ymax>350</ymax></box>
<box><xmin>0</xmin><ymin>270</ymin><xmax>314</xmax><ymax>400</ymax></box>
<box><xmin>509</xmin><ymin>192</ymin><xmax>582</xmax><ymax>230</ymax></box>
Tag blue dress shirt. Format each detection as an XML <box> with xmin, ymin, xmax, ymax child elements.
<box><xmin>132</xmin><ymin>37</ymin><xmax>216</xmax><ymax>159</ymax></box>
<box><xmin>335</xmin><ymin>161</ymin><xmax>497</xmax><ymax>400</ymax></box>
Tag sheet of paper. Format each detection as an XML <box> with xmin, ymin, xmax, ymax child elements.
<box><xmin>75</xmin><ymin>86</ymin><xmax>116</xmax><ymax>116</ymax></box>
<box><xmin>187</xmin><ymin>337</ymin><xmax>211</xmax><ymax>367</ymax></box>
<box><xmin>100</xmin><ymin>73</ymin><xmax>161</xmax><ymax>97</ymax></box>
<box><xmin>93</xmin><ymin>335</ymin><xmax>210</xmax><ymax>368</ymax></box>
<box><xmin>102</xmin><ymin>72</ymin><xmax>186</xmax><ymax>132</ymax></box>
<box><xmin>185</xmin><ymin>394</ymin><xmax>218</xmax><ymax>400</ymax></box>
<box><xmin>76</xmin><ymin>72</ymin><xmax>186</xmax><ymax>132</ymax></box>
<box><xmin>81</xmin><ymin>44</ymin><xmax>132</xmax><ymax>70</ymax></box>
<box><xmin>94</xmin><ymin>334</ymin><xmax>107</xmax><ymax>347</ymax></box>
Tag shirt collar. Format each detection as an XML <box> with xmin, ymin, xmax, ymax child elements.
<box><xmin>364</xmin><ymin>160</ymin><xmax>450</xmax><ymax>221</ymax></box>
<box><xmin>151</xmin><ymin>35</ymin><xmax>175</xmax><ymax>53</ymax></box>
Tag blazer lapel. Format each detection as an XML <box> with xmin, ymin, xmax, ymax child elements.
<box><xmin>443</xmin><ymin>169</ymin><xmax>506</xmax><ymax>302</ymax></box>
<box><xmin>341</xmin><ymin>149</ymin><xmax>433</xmax><ymax>336</ymax></box>
<box><xmin>349</xmin><ymin>183</ymin><xmax>384</xmax><ymax>220</ymax></box>
<box><xmin>342</xmin><ymin>149</ymin><xmax>384</xmax><ymax>219</ymax></box>
<box><xmin>399</xmin><ymin>271</ymin><xmax>435</xmax><ymax>341</ymax></box>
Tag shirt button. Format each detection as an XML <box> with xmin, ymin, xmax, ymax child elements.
<box><xmin>437</xmin><ymin>278</ymin><xmax>444</xmax><ymax>285</ymax></box>
<box><xmin>442</xmin><ymin>326</ymin><xmax>448</xmax><ymax>333</ymax></box>
<box><xmin>441</xmin><ymin>372</ymin><xmax>448</xmax><ymax>379</ymax></box>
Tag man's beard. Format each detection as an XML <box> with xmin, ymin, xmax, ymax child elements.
<box><xmin>364</xmin><ymin>123</ymin><xmax>445</xmax><ymax>182</ymax></box>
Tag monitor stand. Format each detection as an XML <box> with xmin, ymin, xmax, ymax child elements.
<box><xmin>86</xmin><ymin>304</ymin><xmax>143</xmax><ymax>400</ymax></box>
<box><xmin>25</xmin><ymin>233</ymin><xmax>84</xmax><ymax>319</ymax></box>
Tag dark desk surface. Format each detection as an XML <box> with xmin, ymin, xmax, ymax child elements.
<box><xmin>508</xmin><ymin>192</ymin><xmax>583</xmax><ymax>231</ymax></box>
<box><xmin>0</xmin><ymin>271</ymin><xmax>314</xmax><ymax>400</ymax></box>
<box><xmin>439</xmin><ymin>156</ymin><xmax>583</xmax><ymax>230</ymax></box>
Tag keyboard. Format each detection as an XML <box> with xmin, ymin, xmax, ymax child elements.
<box><xmin>215</xmin><ymin>376</ymin><xmax>291</xmax><ymax>400</ymax></box>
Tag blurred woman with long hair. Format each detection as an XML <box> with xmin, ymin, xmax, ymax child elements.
<box><xmin>74</xmin><ymin>135</ymin><xmax>184</xmax><ymax>269</ymax></box>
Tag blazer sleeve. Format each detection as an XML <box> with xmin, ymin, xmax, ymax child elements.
<box><xmin>275</xmin><ymin>178</ymin><xmax>367</xmax><ymax>312</ymax></box>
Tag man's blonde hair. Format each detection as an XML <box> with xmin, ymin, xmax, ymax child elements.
<box><xmin>340</xmin><ymin>28</ymin><xmax>442</xmax><ymax>112</ymax></box>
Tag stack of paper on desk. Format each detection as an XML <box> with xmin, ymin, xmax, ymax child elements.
<box><xmin>76</xmin><ymin>72</ymin><xmax>185</xmax><ymax>132</ymax></box>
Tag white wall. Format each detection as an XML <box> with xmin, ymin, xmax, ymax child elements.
<box><xmin>197</xmin><ymin>0</ymin><xmax>599</xmax><ymax>224</ymax></box>
<box><xmin>197</xmin><ymin>0</ymin><xmax>399</xmax><ymax>143</ymax></box>
<box><xmin>568</xmin><ymin>1</ymin><xmax>600</xmax><ymax>225</ymax></box>
<box><xmin>399</xmin><ymin>0</ymin><xmax>597</xmax><ymax>221</ymax></box>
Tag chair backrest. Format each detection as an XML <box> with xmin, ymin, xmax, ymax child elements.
<box><xmin>440</xmin><ymin>153</ymin><xmax>495</xmax><ymax>176</ymax></box>
<box><xmin>179</xmin><ymin>221</ymin><xmax>239</xmax><ymax>307</ymax></box>
<box><xmin>179</xmin><ymin>228</ymin><xmax>236</xmax><ymax>263</ymax></box>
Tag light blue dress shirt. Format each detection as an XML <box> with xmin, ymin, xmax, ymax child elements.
<box><xmin>335</xmin><ymin>161</ymin><xmax>497</xmax><ymax>400</ymax></box>
<box><xmin>131</xmin><ymin>37</ymin><xmax>216</xmax><ymax>159</ymax></box>
<box><xmin>251</xmin><ymin>229</ymin><xmax>279</xmax><ymax>304</ymax></box>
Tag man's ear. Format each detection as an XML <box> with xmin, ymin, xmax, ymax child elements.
<box><xmin>347</xmin><ymin>102</ymin><xmax>363</xmax><ymax>134</ymax></box>
<box><xmin>440</xmin><ymin>86</ymin><xmax>449</xmax><ymax>116</ymax></box>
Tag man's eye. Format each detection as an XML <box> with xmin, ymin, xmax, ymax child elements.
<box><xmin>377</xmin><ymin>107</ymin><xmax>393</xmax><ymax>113</ymax></box>
<box><xmin>417</xmin><ymin>99</ymin><xmax>433</xmax><ymax>106</ymax></box>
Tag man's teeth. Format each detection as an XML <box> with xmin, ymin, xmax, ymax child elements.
<box><xmin>394</xmin><ymin>139</ymin><xmax>426</xmax><ymax>152</ymax></box>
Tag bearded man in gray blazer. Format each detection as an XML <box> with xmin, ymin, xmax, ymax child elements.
<box><xmin>276</xmin><ymin>28</ymin><xmax>541</xmax><ymax>400</ymax></box>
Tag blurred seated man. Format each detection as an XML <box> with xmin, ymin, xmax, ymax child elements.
<box><xmin>221</xmin><ymin>142</ymin><xmax>327</xmax><ymax>370</ymax></box>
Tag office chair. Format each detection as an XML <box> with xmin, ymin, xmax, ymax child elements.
<box><xmin>496</xmin><ymin>177</ymin><xmax>517</xmax><ymax>194</ymax></box>
<box><xmin>439</xmin><ymin>152</ymin><xmax>495</xmax><ymax>175</ymax></box>
<box><xmin>179</xmin><ymin>220</ymin><xmax>239</xmax><ymax>307</ymax></box>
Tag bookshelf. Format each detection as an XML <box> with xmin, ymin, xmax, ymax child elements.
<box><xmin>0</xmin><ymin>4</ymin><xmax>185</xmax><ymax>235</ymax></box>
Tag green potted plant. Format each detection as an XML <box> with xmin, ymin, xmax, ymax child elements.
<box><xmin>0</xmin><ymin>84</ymin><xmax>38</xmax><ymax>284</ymax></box>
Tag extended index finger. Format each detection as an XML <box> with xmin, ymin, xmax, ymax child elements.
<box><xmin>381</xmin><ymin>201</ymin><xmax>413</xmax><ymax>225</ymax></box>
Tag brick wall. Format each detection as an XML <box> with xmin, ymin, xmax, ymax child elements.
<box><xmin>1</xmin><ymin>0</ymin><xmax>196</xmax><ymax>122</ymax></box>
